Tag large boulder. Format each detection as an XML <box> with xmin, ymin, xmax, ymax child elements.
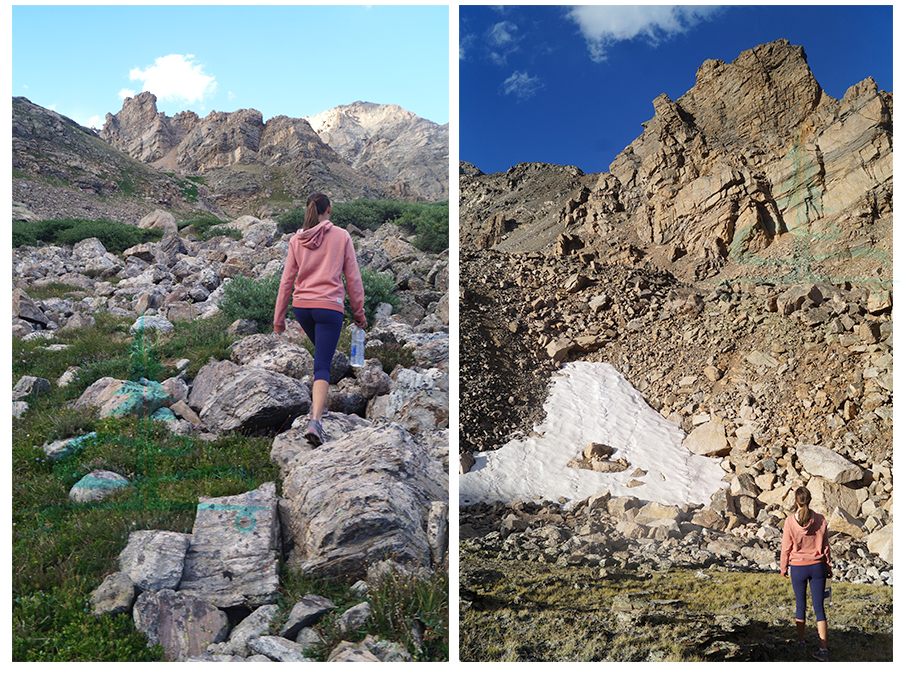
<box><xmin>278</xmin><ymin>423</ymin><xmax>447</xmax><ymax>580</ymax></box>
<box><xmin>74</xmin><ymin>377</ymin><xmax>173</xmax><ymax>418</ymax></box>
<box><xmin>796</xmin><ymin>443</ymin><xmax>865</xmax><ymax>484</ymax></box>
<box><xmin>191</xmin><ymin>361</ymin><xmax>311</xmax><ymax>434</ymax></box>
<box><xmin>178</xmin><ymin>482</ymin><xmax>280</xmax><ymax>607</ymax></box>
<box><xmin>231</xmin><ymin>334</ymin><xmax>315</xmax><ymax>382</ymax></box>
<box><xmin>133</xmin><ymin>589</ymin><xmax>230</xmax><ymax>661</ymax></box>
<box><xmin>366</xmin><ymin>367</ymin><xmax>449</xmax><ymax>434</ymax></box>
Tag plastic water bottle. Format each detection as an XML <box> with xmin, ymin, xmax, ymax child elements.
<box><xmin>350</xmin><ymin>326</ymin><xmax>365</xmax><ymax>367</ymax></box>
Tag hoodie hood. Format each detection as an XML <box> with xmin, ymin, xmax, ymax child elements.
<box><xmin>297</xmin><ymin>220</ymin><xmax>333</xmax><ymax>249</ymax></box>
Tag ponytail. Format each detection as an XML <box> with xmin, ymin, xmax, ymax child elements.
<box><xmin>302</xmin><ymin>192</ymin><xmax>330</xmax><ymax>231</ymax></box>
<box><xmin>794</xmin><ymin>485</ymin><xmax>812</xmax><ymax>527</ymax></box>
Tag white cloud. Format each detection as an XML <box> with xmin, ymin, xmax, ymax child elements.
<box><xmin>228</xmin><ymin>91</ymin><xmax>236</xmax><ymax>100</ymax></box>
<box><xmin>488</xmin><ymin>21</ymin><xmax>517</xmax><ymax>47</ymax></box>
<box><xmin>129</xmin><ymin>54</ymin><xmax>218</xmax><ymax>105</ymax></box>
<box><xmin>118</xmin><ymin>88</ymin><xmax>136</xmax><ymax>100</ymax></box>
<box><xmin>85</xmin><ymin>115</ymin><xmax>103</xmax><ymax>130</ymax></box>
<box><xmin>566</xmin><ymin>5</ymin><xmax>720</xmax><ymax>62</ymax></box>
<box><xmin>501</xmin><ymin>71</ymin><xmax>544</xmax><ymax>101</ymax></box>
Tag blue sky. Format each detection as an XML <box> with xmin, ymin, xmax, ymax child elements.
<box><xmin>460</xmin><ymin>4</ymin><xmax>893</xmax><ymax>175</ymax></box>
<box><xmin>12</xmin><ymin>5</ymin><xmax>450</xmax><ymax>129</ymax></box>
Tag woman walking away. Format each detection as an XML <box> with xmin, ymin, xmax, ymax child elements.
<box><xmin>780</xmin><ymin>485</ymin><xmax>832</xmax><ymax>661</ymax></box>
<box><xmin>273</xmin><ymin>192</ymin><xmax>366</xmax><ymax>447</ymax></box>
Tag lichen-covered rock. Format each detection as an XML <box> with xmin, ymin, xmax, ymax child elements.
<box><xmin>118</xmin><ymin>530</ymin><xmax>191</xmax><ymax>592</ymax></box>
<box><xmin>68</xmin><ymin>470</ymin><xmax>131</xmax><ymax>503</ymax></box>
<box><xmin>178</xmin><ymin>482</ymin><xmax>280</xmax><ymax>607</ymax></box>
<box><xmin>279</xmin><ymin>423</ymin><xmax>447</xmax><ymax>580</ymax></box>
<box><xmin>133</xmin><ymin>589</ymin><xmax>229</xmax><ymax>661</ymax></box>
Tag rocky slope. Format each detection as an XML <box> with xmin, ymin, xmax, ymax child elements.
<box><xmin>305</xmin><ymin>101</ymin><xmax>450</xmax><ymax>201</ymax></box>
<box><xmin>12</xmin><ymin>96</ymin><xmax>220</xmax><ymax>224</ymax></box>
<box><xmin>12</xmin><ymin>214</ymin><xmax>450</xmax><ymax>661</ymax></box>
<box><xmin>459</xmin><ymin>38</ymin><xmax>893</xmax><ymax>612</ymax></box>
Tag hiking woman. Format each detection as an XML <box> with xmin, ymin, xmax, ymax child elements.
<box><xmin>780</xmin><ymin>485</ymin><xmax>832</xmax><ymax>661</ymax></box>
<box><xmin>273</xmin><ymin>192</ymin><xmax>366</xmax><ymax>447</ymax></box>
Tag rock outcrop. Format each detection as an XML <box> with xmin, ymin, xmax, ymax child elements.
<box><xmin>98</xmin><ymin>93</ymin><xmax>447</xmax><ymax>210</ymax></box>
<box><xmin>305</xmin><ymin>101</ymin><xmax>450</xmax><ymax>201</ymax></box>
<box><xmin>460</xmin><ymin>39</ymin><xmax>892</xmax><ymax>289</ymax></box>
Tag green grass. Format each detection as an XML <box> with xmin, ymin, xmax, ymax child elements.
<box><xmin>460</xmin><ymin>548</ymin><xmax>893</xmax><ymax>662</ymax></box>
<box><xmin>12</xmin><ymin>308</ymin><xmax>446</xmax><ymax>661</ymax></box>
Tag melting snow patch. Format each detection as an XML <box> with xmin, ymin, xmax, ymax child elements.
<box><xmin>459</xmin><ymin>362</ymin><xmax>727</xmax><ymax>508</ymax></box>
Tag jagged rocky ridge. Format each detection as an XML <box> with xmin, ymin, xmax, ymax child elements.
<box><xmin>100</xmin><ymin>92</ymin><xmax>448</xmax><ymax>211</ymax></box>
<box><xmin>12</xmin><ymin>215</ymin><xmax>450</xmax><ymax>661</ymax></box>
<box><xmin>12</xmin><ymin>94</ymin><xmax>448</xmax><ymax>227</ymax></box>
<box><xmin>460</xmin><ymin>39</ymin><xmax>891</xmax><ymax>288</ymax></box>
<box><xmin>459</xmin><ymin>39</ymin><xmax>892</xmax><ymax>589</ymax></box>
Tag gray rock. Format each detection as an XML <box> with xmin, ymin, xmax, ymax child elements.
<box><xmin>12</xmin><ymin>288</ymin><xmax>50</xmax><ymax>327</ymax></box>
<box><xmin>279</xmin><ymin>423</ymin><xmax>447</xmax><ymax>580</ymax></box>
<box><xmin>12</xmin><ymin>375</ymin><xmax>51</xmax><ymax>400</ymax></box>
<box><xmin>279</xmin><ymin>594</ymin><xmax>335</xmax><ymax>640</ymax></box>
<box><xmin>328</xmin><ymin>635</ymin><xmax>412</xmax><ymax>662</ymax></box>
<box><xmin>69</xmin><ymin>470</ymin><xmax>131</xmax><ymax>503</ymax></box>
<box><xmin>247</xmin><ymin>635</ymin><xmax>313</xmax><ymax>662</ymax></box>
<box><xmin>796</xmin><ymin>443</ymin><xmax>865</xmax><ymax>484</ymax></box>
<box><xmin>130</xmin><ymin>315</ymin><xmax>175</xmax><ymax>334</ymax></box>
<box><xmin>211</xmin><ymin>604</ymin><xmax>279</xmax><ymax>657</ymax></box>
<box><xmin>337</xmin><ymin>601</ymin><xmax>371</xmax><ymax>634</ymax></box>
<box><xmin>90</xmin><ymin>572</ymin><xmax>136</xmax><ymax>615</ymax></box>
<box><xmin>682</xmin><ymin>420</ymin><xmax>731</xmax><ymax>457</ymax></box>
<box><xmin>74</xmin><ymin>377</ymin><xmax>173</xmax><ymax>418</ymax></box>
<box><xmin>366</xmin><ymin>367</ymin><xmax>449</xmax><ymax>434</ymax></box>
<box><xmin>133</xmin><ymin>589</ymin><xmax>229</xmax><ymax>662</ymax></box>
<box><xmin>196</xmin><ymin>363</ymin><xmax>311</xmax><ymax>434</ymax></box>
<box><xmin>179</xmin><ymin>482</ymin><xmax>280</xmax><ymax>607</ymax></box>
<box><xmin>118</xmin><ymin>530</ymin><xmax>191</xmax><ymax>592</ymax></box>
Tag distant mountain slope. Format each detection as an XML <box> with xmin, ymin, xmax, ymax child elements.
<box><xmin>305</xmin><ymin>101</ymin><xmax>449</xmax><ymax>201</ymax></box>
<box><xmin>99</xmin><ymin>93</ymin><xmax>447</xmax><ymax>214</ymax></box>
<box><xmin>12</xmin><ymin>96</ymin><xmax>218</xmax><ymax>224</ymax></box>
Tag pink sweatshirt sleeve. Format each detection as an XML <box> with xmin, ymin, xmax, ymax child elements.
<box><xmin>273</xmin><ymin>241</ymin><xmax>299</xmax><ymax>330</ymax></box>
<box><xmin>780</xmin><ymin>517</ymin><xmax>794</xmax><ymax>576</ymax></box>
<box><xmin>343</xmin><ymin>237</ymin><xmax>366</xmax><ymax>324</ymax></box>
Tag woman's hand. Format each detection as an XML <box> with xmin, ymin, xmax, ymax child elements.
<box><xmin>273</xmin><ymin>325</ymin><xmax>284</xmax><ymax>334</ymax></box>
<box><xmin>356</xmin><ymin>318</ymin><xmax>368</xmax><ymax>329</ymax></box>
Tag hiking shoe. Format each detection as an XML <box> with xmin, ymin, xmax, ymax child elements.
<box><xmin>305</xmin><ymin>418</ymin><xmax>326</xmax><ymax>447</ymax></box>
<box><xmin>796</xmin><ymin>641</ymin><xmax>806</xmax><ymax>653</ymax></box>
<box><xmin>814</xmin><ymin>648</ymin><xmax>829</xmax><ymax>662</ymax></box>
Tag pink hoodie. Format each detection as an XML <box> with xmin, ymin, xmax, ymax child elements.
<box><xmin>273</xmin><ymin>221</ymin><xmax>365</xmax><ymax>328</ymax></box>
<box><xmin>780</xmin><ymin>511</ymin><xmax>831</xmax><ymax>575</ymax></box>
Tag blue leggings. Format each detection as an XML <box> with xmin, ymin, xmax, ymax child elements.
<box><xmin>791</xmin><ymin>561</ymin><xmax>828</xmax><ymax>622</ymax></box>
<box><xmin>293</xmin><ymin>308</ymin><xmax>343</xmax><ymax>383</ymax></box>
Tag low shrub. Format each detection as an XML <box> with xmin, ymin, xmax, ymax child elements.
<box><xmin>178</xmin><ymin>214</ymin><xmax>241</xmax><ymax>241</ymax></box>
<box><xmin>350</xmin><ymin>268</ymin><xmax>402</xmax><ymax>327</ymax></box>
<box><xmin>395</xmin><ymin>201</ymin><xmax>449</xmax><ymax>253</ymax></box>
<box><xmin>218</xmin><ymin>274</ymin><xmax>283</xmax><ymax>332</ymax></box>
<box><xmin>12</xmin><ymin>218</ymin><xmax>162</xmax><ymax>253</ymax></box>
<box><xmin>277</xmin><ymin>199</ymin><xmax>447</xmax><ymax>245</ymax></box>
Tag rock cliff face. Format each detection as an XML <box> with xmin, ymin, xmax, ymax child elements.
<box><xmin>461</xmin><ymin>39</ymin><xmax>892</xmax><ymax>287</ymax></box>
<box><xmin>305</xmin><ymin>101</ymin><xmax>449</xmax><ymax>201</ymax></box>
<box><xmin>100</xmin><ymin>93</ymin><xmax>447</xmax><ymax>211</ymax></box>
